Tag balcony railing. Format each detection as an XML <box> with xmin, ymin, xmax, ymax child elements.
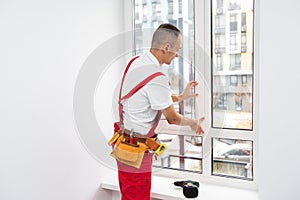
<box><xmin>153</xmin><ymin>154</ymin><xmax>202</xmax><ymax>173</ymax></box>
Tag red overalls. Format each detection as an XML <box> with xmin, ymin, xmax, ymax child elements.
<box><xmin>116</xmin><ymin>56</ymin><xmax>164</xmax><ymax>200</ymax></box>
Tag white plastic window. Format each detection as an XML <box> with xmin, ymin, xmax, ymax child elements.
<box><xmin>128</xmin><ymin>0</ymin><xmax>258</xmax><ymax>188</ymax></box>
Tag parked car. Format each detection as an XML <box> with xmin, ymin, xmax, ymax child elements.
<box><xmin>214</xmin><ymin>143</ymin><xmax>251</xmax><ymax>162</ymax></box>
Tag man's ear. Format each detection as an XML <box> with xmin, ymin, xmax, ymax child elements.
<box><xmin>162</xmin><ymin>43</ymin><xmax>170</xmax><ymax>54</ymax></box>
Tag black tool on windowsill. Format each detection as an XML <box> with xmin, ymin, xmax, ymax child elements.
<box><xmin>174</xmin><ymin>180</ymin><xmax>199</xmax><ymax>198</ymax></box>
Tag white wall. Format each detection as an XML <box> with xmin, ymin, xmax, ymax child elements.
<box><xmin>0</xmin><ymin>0</ymin><xmax>123</xmax><ymax>199</ymax></box>
<box><xmin>259</xmin><ymin>0</ymin><xmax>300</xmax><ymax>199</ymax></box>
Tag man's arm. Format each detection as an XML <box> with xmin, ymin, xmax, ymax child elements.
<box><xmin>162</xmin><ymin>104</ymin><xmax>205</xmax><ymax>134</ymax></box>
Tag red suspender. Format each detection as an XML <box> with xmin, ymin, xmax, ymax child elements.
<box><xmin>147</xmin><ymin>111</ymin><xmax>162</xmax><ymax>137</ymax></box>
<box><xmin>119</xmin><ymin>72</ymin><xmax>165</xmax><ymax>102</ymax></box>
<box><xmin>118</xmin><ymin>57</ymin><xmax>164</xmax><ymax>137</ymax></box>
<box><xmin>119</xmin><ymin>56</ymin><xmax>140</xmax><ymax>101</ymax></box>
<box><xmin>118</xmin><ymin>56</ymin><xmax>140</xmax><ymax>125</ymax></box>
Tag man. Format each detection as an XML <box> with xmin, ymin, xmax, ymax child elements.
<box><xmin>117</xmin><ymin>23</ymin><xmax>204</xmax><ymax>200</ymax></box>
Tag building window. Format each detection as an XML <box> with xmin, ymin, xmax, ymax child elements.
<box><xmin>230</xmin><ymin>13</ymin><xmax>238</xmax><ymax>32</ymax></box>
<box><xmin>216</xmin><ymin>54</ymin><xmax>223</xmax><ymax>71</ymax></box>
<box><xmin>230</xmin><ymin>33</ymin><xmax>238</xmax><ymax>51</ymax></box>
<box><xmin>217</xmin><ymin>0</ymin><xmax>223</xmax><ymax>9</ymax></box>
<box><xmin>215</xmin><ymin>93</ymin><xmax>227</xmax><ymax>109</ymax></box>
<box><xmin>241</xmin><ymin>32</ymin><xmax>247</xmax><ymax>52</ymax></box>
<box><xmin>241</xmin><ymin>12</ymin><xmax>247</xmax><ymax>32</ymax></box>
<box><xmin>230</xmin><ymin>54</ymin><xmax>241</xmax><ymax>70</ymax></box>
<box><xmin>235</xmin><ymin>93</ymin><xmax>242</xmax><ymax>111</ymax></box>
<box><xmin>215</xmin><ymin>15</ymin><xmax>225</xmax><ymax>36</ymax></box>
<box><xmin>216</xmin><ymin>14</ymin><xmax>225</xmax><ymax>28</ymax></box>
<box><xmin>168</xmin><ymin>0</ymin><xmax>174</xmax><ymax>15</ymax></box>
<box><xmin>215</xmin><ymin>34</ymin><xmax>225</xmax><ymax>49</ymax></box>
<box><xmin>178</xmin><ymin>0</ymin><xmax>183</xmax><ymax>14</ymax></box>
<box><xmin>242</xmin><ymin>75</ymin><xmax>247</xmax><ymax>86</ymax></box>
<box><xmin>220</xmin><ymin>75</ymin><xmax>227</xmax><ymax>86</ymax></box>
<box><xmin>230</xmin><ymin>75</ymin><xmax>238</xmax><ymax>86</ymax></box>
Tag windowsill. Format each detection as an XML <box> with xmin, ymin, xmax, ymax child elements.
<box><xmin>100</xmin><ymin>171</ymin><xmax>258</xmax><ymax>200</ymax></box>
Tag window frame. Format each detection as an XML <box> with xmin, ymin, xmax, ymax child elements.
<box><xmin>208</xmin><ymin>0</ymin><xmax>258</xmax><ymax>189</ymax></box>
<box><xmin>123</xmin><ymin>0</ymin><xmax>259</xmax><ymax>190</ymax></box>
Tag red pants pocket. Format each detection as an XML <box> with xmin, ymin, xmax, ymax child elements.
<box><xmin>118</xmin><ymin>170</ymin><xmax>152</xmax><ymax>200</ymax></box>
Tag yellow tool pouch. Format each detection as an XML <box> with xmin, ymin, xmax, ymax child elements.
<box><xmin>109</xmin><ymin>134</ymin><xmax>145</xmax><ymax>169</ymax></box>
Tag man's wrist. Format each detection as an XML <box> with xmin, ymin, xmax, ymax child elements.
<box><xmin>171</xmin><ymin>95</ymin><xmax>178</xmax><ymax>102</ymax></box>
<box><xmin>171</xmin><ymin>95</ymin><xmax>182</xmax><ymax>102</ymax></box>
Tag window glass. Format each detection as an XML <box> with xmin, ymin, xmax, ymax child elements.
<box><xmin>134</xmin><ymin>0</ymin><xmax>200</xmax><ymax>173</ymax></box>
<box><xmin>212</xmin><ymin>138</ymin><xmax>253</xmax><ymax>180</ymax></box>
<box><xmin>212</xmin><ymin>0</ymin><xmax>254</xmax><ymax>130</ymax></box>
<box><xmin>230</xmin><ymin>54</ymin><xmax>241</xmax><ymax>70</ymax></box>
<box><xmin>216</xmin><ymin>34</ymin><xmax>225</xmax><ymax>48</ymax></box>
<box><xmin>216</xmin><ymin>54</ymin><xmax>223</xmax><ymax>70</ymax></box>
<box><xmin>216</xmin><ymin>14</ymin><xmax>225</xmax><ymax>28</ymax></box>
<box><xmin>242</xmin><ymin>75</ymin><xmax>247</xmax><ymax>86</ymax></box>
<box><xmin>134</xmin><ymin>0</ymin><xmax>195</xmax><ymax>118</ymax></box>
<box><xmin>230</xmin><ymin>14</ymin><xmax>238</xmax><ymax>32</ymax></box>
<box><xmin>153</xmin><ymin>134</ymin><xmax>202</xmax><ymax>173</ymax></box>
<box><xmin>229</xmin><ymin>34</ymin><xmax>238</xmax><ymax>50</ymax></box>
<box><xmin>230</xmin><ymin>75</ymin><xmax>238</xmax><ymax>86</ymax></box>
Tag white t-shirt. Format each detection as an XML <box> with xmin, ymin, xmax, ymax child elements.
<box><xmin>121</xmin><ymin>51</ymin><xmax>173</xmax><ymax>135</ymax></box>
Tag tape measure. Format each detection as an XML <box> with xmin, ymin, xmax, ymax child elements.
<box><xmin>154</xmin><ymin>143</ymin><xmax>167</xmax><ymax>156</ymax></box>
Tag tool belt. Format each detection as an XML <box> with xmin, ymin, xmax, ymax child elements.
<box><xmin>108</xmin><ymin>128</ymin><xmax>161</xmax><ymax>169</ymax></box>
<box><xmin>123</xmin><ymin>130</ymin><xmax>160</xmax><ymax>150</ymax></box>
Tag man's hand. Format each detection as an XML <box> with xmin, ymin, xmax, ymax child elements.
<box><xmin>190</xmin><ymin>117</ymin><xmax>205</xmax><ymax>134</ymax></box>
<box><xmin>174</xmin><ymin>81</ymin><xmax>198</xmax><ymax>102</ymax></box>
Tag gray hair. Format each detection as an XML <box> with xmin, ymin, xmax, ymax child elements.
<box><xmin>151</xmin><ymin>23</ymin><xmax>181</xmax><ymax>49</ymax></box>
